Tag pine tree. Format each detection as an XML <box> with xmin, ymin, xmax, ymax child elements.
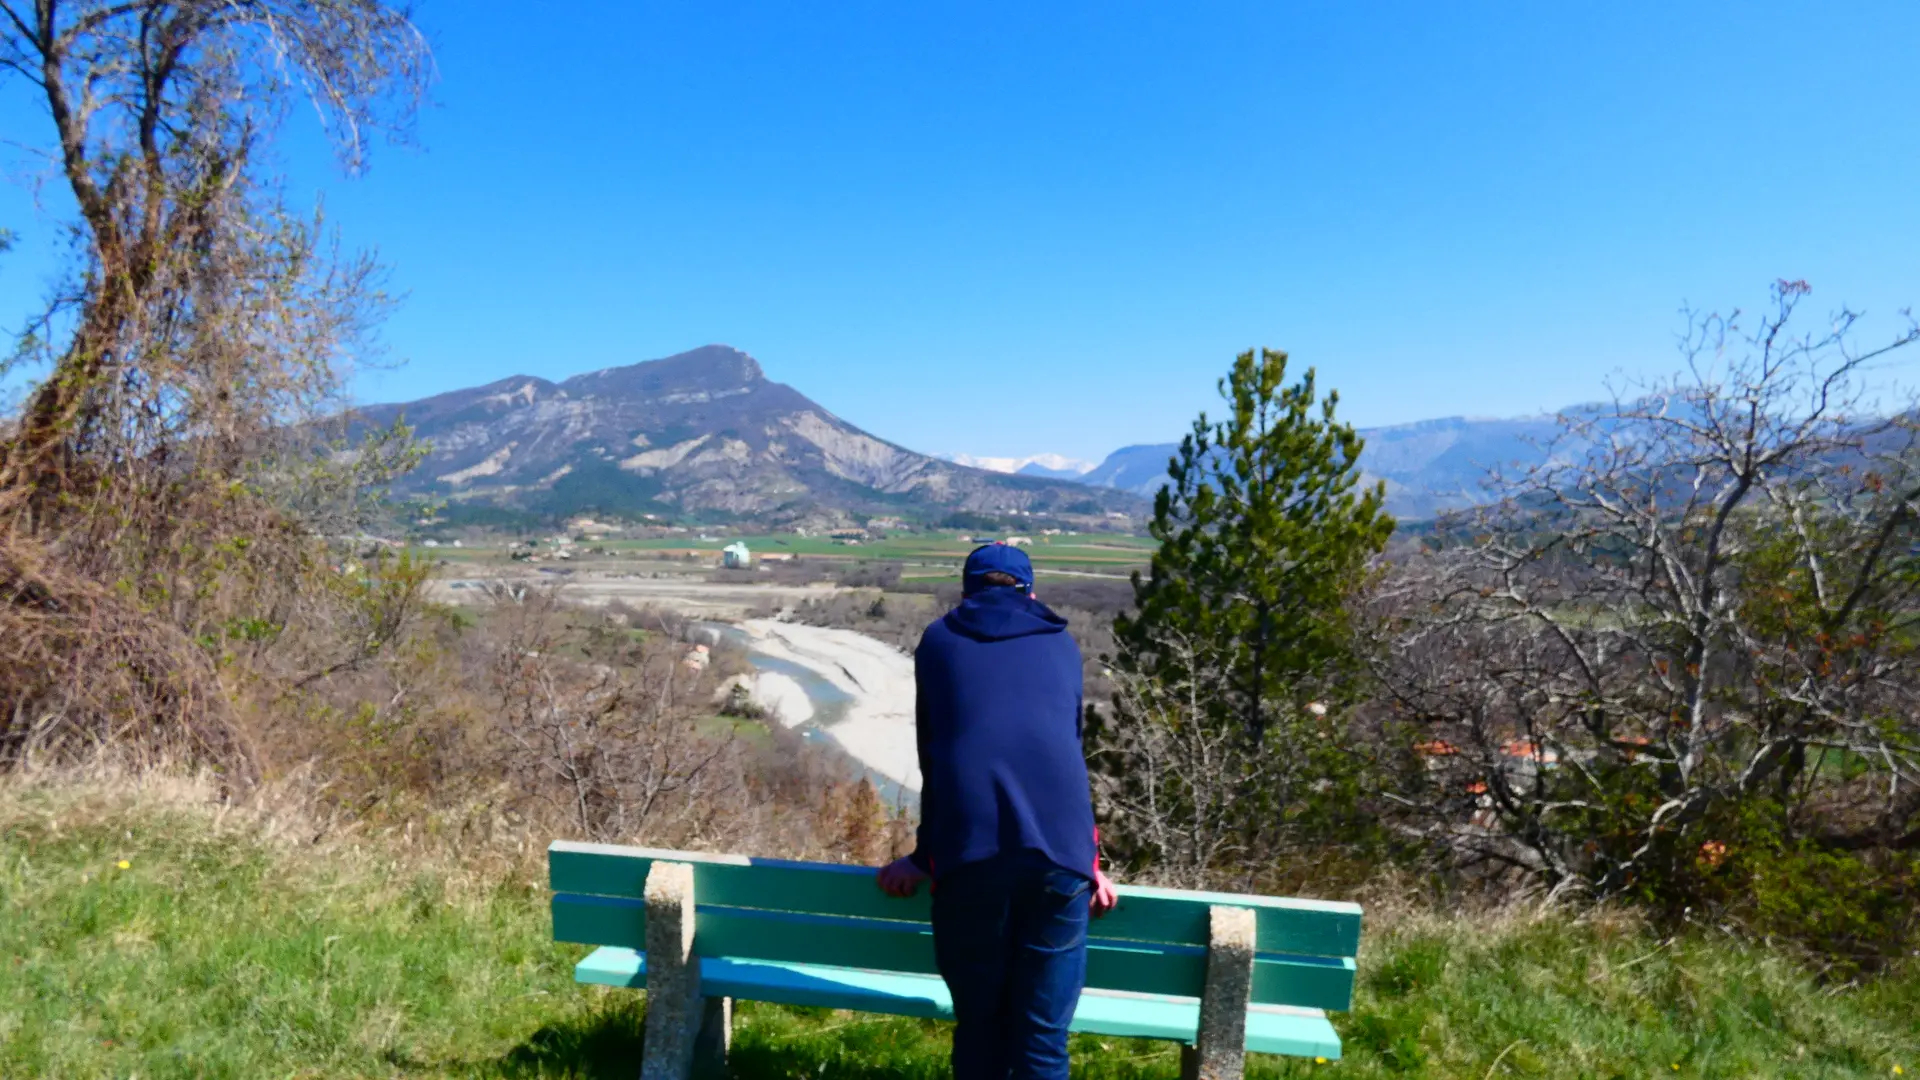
<box><xmin>1115</xmin><ymin>348</ymin><xmax>1392</xmax><ymax>739</ymax></box>
<box><xmin>1093</xmin><ymin>350</ymin><xmax>1392</xmax><ymax>885</ymax></box>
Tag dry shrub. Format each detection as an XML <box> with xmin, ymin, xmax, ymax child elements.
<box><xmin>0</xmin><ymin>447</ymin><xmax>429</xmax><ymax>785</ymax></box>
<box><xmin>817</xmin><ymin>777</ymin><xmax>910</xmax><ymax>866</ymax></box>
<box><xmin>0</xmin><ymin>534</ymin><xmax>248</xmax><ymax>775</ymax></box>
<box><xmin>228</xmin><ymin>586</ymin><xmax>910</xmax><ymax>866</ymax></box>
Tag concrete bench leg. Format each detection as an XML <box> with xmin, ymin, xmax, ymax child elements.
<box><xmin>1180</xmin><ymin>905</ymin><xmax>1255</xmax><ymax>1080</ymax></box>
<box><xmin>641</xmin><ymin>861</ymin><xmax>702</xmax><ymax>1080</ymax></box>
<box><xmin>693</xmin><ymin>995</ymin><xmax>731</xmax><ymax>1078</ymax></box>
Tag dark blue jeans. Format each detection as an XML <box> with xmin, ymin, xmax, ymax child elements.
<box><xmin>930</xmin><ymin>850</ymin><xmax>1091</xmax><ymax>1080</ymax></box>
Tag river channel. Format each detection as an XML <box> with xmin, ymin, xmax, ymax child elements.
<box><xmin>699</xmin><ymin>622</ymin><xmax>918</xmax><ymax>812</ymax></box>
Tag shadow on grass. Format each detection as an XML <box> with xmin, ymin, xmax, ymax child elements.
<box><xmin>486</xmin><ymin>999</ymin><xmax>647</xmax><ymax>1080</ymax></box>
<box><xmin>476</xmin><ymin>1001</ymin><xmax>1240</xmax><ymax>1080</ymax></box>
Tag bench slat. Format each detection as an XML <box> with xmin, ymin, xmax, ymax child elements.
<box><xmin>573</xmin><ymin>947</ymin><xmax>1342</xmax><ymax>1060</ymax></box>
<box><xmin>551</xmin><ymin>843</ymin><xmax>929</xmax><ymax>922</ymax></box>
<box><xmin>1098</xmin><ymin>890</ymin><xmax>1360</xmax><ymax>958</ymax></box>
<box><xmin>548</xmin><ymin>841</ymin><xmax>1361</xmax><ymax>957</ymax></box>
<box><xmin>552</xmin><ymin>894</ymin><xmax>1355</xmax><ymax>1011</ymax></box>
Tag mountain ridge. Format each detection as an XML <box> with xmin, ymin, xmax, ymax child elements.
<box><xmin>366</xmin><ymin>344</ymin><xmax>1608</xmax><ymax>525</ymax></box>
<box><xmin>360</xmin><ymin>345</ymin><xmax>1143</xmax><ymax>525</ymax></box>
<box><xmin>1005</xmin><ymin>413</ymin><xmax>1571</xmax><ymax>519</ymax></box>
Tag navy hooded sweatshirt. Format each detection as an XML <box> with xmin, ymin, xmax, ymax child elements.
<box><xmin>906</xmin><ymin>586</ymin><xmax>1097</xmax><ymax>881</ymax></box>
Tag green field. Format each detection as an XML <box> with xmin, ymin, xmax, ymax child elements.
<box><xmin>606</xmin><ymin>532</ymin><xmax>1154</xmax><ymax>566</ymax></box>
<box><xmin>4</xmin><ymin>773</ymin><xmax>1915</xmax><ymax>1079</ymax></box>
<box><xmin>411</xmin><ymin>532</ymin><xmax>1158</xmax><ymax>577</ymax></box>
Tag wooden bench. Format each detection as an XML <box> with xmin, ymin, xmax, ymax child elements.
<box><xmin>549</xmin><ymin>841</ymin><xmax>1362</xmax><ymax>1079</ymax></box>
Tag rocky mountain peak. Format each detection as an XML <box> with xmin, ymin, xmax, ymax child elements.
<box><xmin>359</xmin><ymin>345</ymin><xmax>1144</xmax><ymax>525</ymax></box>
<box><xmin>558</xmin><ymin>345</ymin><xmax>764</xmax><ymax>402</ymax></box>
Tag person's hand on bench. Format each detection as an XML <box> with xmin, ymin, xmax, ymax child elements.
<box><xmin>1092</xmin><ymin>866</ymin><xmax>1118</xmax><ymax>918</ymax></box>
<box><xmin>876</xmin><ymin>856</ymin><xmax>1119</xmax><ymax>918</ymax></box>
<box><xmin>876</xmin><ymin>855</ymin><xmax>929</xmax><ymax>898</ymax></box>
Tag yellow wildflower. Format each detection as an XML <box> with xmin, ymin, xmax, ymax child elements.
<box><xmin>116</xmin><ymin>860</ymin><xmax>130</xmax><ymax>870</ymax></box>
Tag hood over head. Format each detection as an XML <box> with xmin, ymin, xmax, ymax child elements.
<box><xmin>943</xmin><ymin>586</ymin><xmax>1069</xmax><ymax>642</ymax></box>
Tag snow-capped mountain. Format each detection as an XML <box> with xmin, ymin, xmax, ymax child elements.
<box><xmin>937</xmin><ymin>453</ymin><xmax>1099</xmax><ymax>479</ymax></box>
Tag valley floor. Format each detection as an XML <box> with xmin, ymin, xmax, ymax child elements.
<box><xmin>3</xmin><ymin>769</ymin><xmax>1915</xmax><ymax>1079</ymax></box>
<box><xmin>427</xmin><ymin>573</ymin><xmax>842</xmax><ymax>621</ymax></box>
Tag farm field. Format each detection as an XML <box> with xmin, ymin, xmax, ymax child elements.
<box><xmin>410</xmin><ymin>532</ymin><xmax>1157</xmax><ymax>577</ymax></box>
<box><xmin>607</xmin><ymin>532</ymin><xmax>1154</xmax><ymax>564</ymax></box>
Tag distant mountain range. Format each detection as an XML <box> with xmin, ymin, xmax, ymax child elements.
<box><xmin>363</xmin><ymin>342</ymin><xmax>1596</xmax><ymax>527</ymax></box>
<box><xmin>980</xmin><ymin>413</ymin><xmax>1572</xmax><ymax>519</ymax></box>
<box><xmin>359</xmin><ymin>346</ymin><xmax>1144</xmax><ymax>526</ymax></box>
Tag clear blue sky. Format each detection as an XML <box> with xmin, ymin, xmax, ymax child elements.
<box><xmin>3</xmin><ymin>2</ymin><xmax>1918</xmax><ymax>462</ymax></box>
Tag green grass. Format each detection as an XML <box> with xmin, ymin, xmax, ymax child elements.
<box><xmin>698</xmin><ymin>715</ymin><xmax>777</xmax><ymax>747</ymax></box>
<box><xmin>2</xmin><ymin>776</ymin><xmax>1915</xmax><ymax>1078</ymax></box>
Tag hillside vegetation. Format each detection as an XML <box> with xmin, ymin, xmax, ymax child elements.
<box><xmin>3</xmin><ymin>769</ymin><xmax>1914</xmax><ymax>1080</ymax></box>
<box><xmin>2</xmin><ymin>5</ymin><xmax>1917</xmax><ymax>1077</ymax></box>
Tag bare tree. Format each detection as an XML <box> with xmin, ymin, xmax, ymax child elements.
<box><xmin>1091</xmin><ymin>631</ymin><xmax>1274</xmax><ymax>889</ymax></box>
<box><xmin>0</xmin><ymin>1</ymin><xmax>429</xmax><ymax>768</ymax></box>
<box><xmin>490</xmin><ymin>592</ymin><xmax>741</xmax><ymax>845</ymax></box>
<box><xmin>0</xmin><ymin>0</ymin><xmax>428</xmax><ymax>512</ymax></box>
<box><xmin>1377</xmin><ymin>282</ymin><xmax>1920</xmax><ymax>901</ymax></box>
<box><xmin>1089</xmin><ymin>616</ymin><xmax>1401</xmax><ymax>893</ymax></box>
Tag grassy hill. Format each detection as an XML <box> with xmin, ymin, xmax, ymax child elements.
<box><xmin>3</xmin><ymin>771</ymin><xmax>1914</xmax><ymax>1079</ymax></box>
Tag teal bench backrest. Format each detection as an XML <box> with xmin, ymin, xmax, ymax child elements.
<box><xmin>549</xmin><ymin>841</ymin><xmax>1360</xmax><ymax>1012</ymax></box>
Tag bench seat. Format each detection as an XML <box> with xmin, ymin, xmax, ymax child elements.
<box><xmin>574</xmin><ymin>945</ymin><xmax>1343</xmax><ymax>1060</ymax></box>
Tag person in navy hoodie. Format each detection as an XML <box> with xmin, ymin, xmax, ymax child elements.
<box><xmin>877</xmin><ymin>542</ymin><xmax>1118</xmax><ymax>1080</ymax></box>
